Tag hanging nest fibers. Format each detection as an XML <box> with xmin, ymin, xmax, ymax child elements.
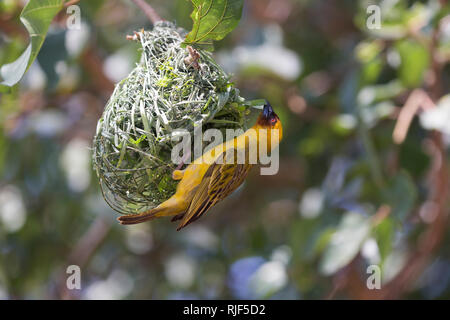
<box><xmin>93</xmin><ymin>21</ymin><xmax>249</xmax><ymax>215</ymax></box>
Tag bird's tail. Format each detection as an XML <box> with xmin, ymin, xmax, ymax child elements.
<box><xmin>117</xmin><ymin>207</ymin><xmax>165</xmax><ymax>225</ymax></box>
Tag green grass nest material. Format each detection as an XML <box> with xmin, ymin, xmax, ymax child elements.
<box><xmin>93</xmin><ymin>21</ymin><xmax>248</xmax><ymax>214</ymax></box>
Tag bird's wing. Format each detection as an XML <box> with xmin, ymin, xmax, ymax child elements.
<box><xmin>177</xmin><ymin>149</ymin><xmax>253</xmax><ymax>230</ymax></box>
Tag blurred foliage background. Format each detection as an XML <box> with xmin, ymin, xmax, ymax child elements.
<box><xmin>1</xmin><ymin>0</ymin><xmax>450</xmax><ymax>299</ymax></box>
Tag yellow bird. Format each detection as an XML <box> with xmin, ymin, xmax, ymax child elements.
<box><xmin>117</xmin><ymin>102</ymin><xmax>283</xmax><ymax>230</ymax></box>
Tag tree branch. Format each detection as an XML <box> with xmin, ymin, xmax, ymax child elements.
<box><xmin>64</xmin><ymin>0</ymin><xmax>81</xmax><ymax>8</ymax></box>
<box><xmin>130</xmin><ymin>0</ymin><xmax>163</xmax><ymax>24</ymax></box>
<box><xmin>327</xmin><ymin>9</ymin><xmax>450</xmax><ymax>300</ymax></box>
<box><xmin>392</xmin><ymin>89</ymin><xmax>436</xmax><ymax>144</ymax></box>
<box><xmin>57</xmin><ymin>217</ymin><xmax>111</xmax><ymax>299</ymax></box>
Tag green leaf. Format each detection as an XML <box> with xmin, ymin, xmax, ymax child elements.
<box><xmin>0</xmin><ymin>44</ymin><xmax>32</xmax><ymax>87</ymax></box>
<box><xmin>244</xmin><ymin>99</ymin><xmax>267</xmax><ymax>109</ymax></box>
<box><xmin>319</xmin><ymin>212</ymin><xmax>372</xmax><ymax>275</ymax></box>
<box><xmin>373</xmin><ymin>217</ymin><xmax>394</xmax><ymax>264</ymax></box>
<box><xmin>37</xmin><ymin>29</ymin><xmax>68</xmax><ymax>89</ymax></box>
<box><xmin>395</xmin><ymin>39</ymin><xmax>429</xmax><ymax>88</ymax></box>
<box><xmin>182</xmin><ymin>0</ymin><xmax>244</xmax><ymax>50</ymax></box>
<box><xmin>0</xmin><ymin>0</ymin><xmax>64</xmax><ymax>87</ymax></box>
<box><xmin>382</xmin><ymin>171</ymin><xmax>417</xmax><ymax>222</ymax></box>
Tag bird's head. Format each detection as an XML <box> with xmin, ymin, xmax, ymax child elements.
<box><xmin>256</xmin><ymin>101</ymin><xmax>282</xmax><ymax>129</ymax></box>
<box><xmin>255</xmin><ymin>101</ymin><xmax>283</xmax><ymax>144</ymax></box>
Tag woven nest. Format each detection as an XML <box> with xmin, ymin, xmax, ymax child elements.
<box><xmin>93</xmin><ymin>21</ymin><xmax>249</xmax><ymax>214</ymax></box>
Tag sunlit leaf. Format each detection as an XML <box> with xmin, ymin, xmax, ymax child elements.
<box><xmin>361</xmin><ymin>57</ymin><xmax>383</xmax><ymax>84</ymax></box>
<box><xmin>357</xmin><ymin>80</ymin><xmax>405</xmax><ymax>107</ymax></box>
<box><xmin>182</xmin><ymin>0</ymin><xmax>244</xmax><ymax>50</ymax></box>
<box><xmin>355</xmin><ymin>40</ymin><xmax>384</xmax><ymax>63</ymax></box>
<box><xmin>420</xmin><ymin>94</ymin><xmax>450</xmax><ymax>135</ymax></box>
<box><xmin>395</xmin><ymin>39</ymin><xmax>429</xmax><ymax>88</ymax></box>
<box><xmin>383</xmin><ymin>171</ymin><xmax>417</xmax><ymax>222</ymax></box>
<box><xmin>373</xmin><ymin>217</ymin><xmax>394</xmax><ymax>264</ymax></box>
<box><xmin>0</xmin><ymin>0</ymin><xmax>64</xmax><ymax>88</ymax></box>
<box><xmin>320</xmin><ymin>212</ymin><xmax>371</xmax><ymax>275</ymax></box>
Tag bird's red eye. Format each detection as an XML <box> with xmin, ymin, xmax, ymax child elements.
<box><xmin>271</xmin><ymin>118</ymin><xmax>277</xmax><ymax>124</ymax></box>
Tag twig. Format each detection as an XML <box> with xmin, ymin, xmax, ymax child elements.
<box><xmin>184</xmin><ymin>46</ymin><xmax>201</xmax><ymax>70</ymax></box>
<box><xmin>358</xmin><ymin>135</ymin><xmax>448</xmax><ymax>299</ymax></box>
<box><xmin>57</xmin><ymin>217</ymin><xmax>111</xmax><ymax>299</ymax></box>
<box><xmin>80</xmin><ymin>46</ymin><xmax>115</xmax><ymax>94</ymax></box>
<box><xmin>371</xmin><ymin>204</ymin><xmax>391</xmax><ymax>226</ymax></box>
<box><xmin>327</xmin><ymin>9</ymin><xmax>450</xmax><ymax>300</ymax></box>
<box><xmin>127</xmin><ymin>30</ymin><xmax>142</xmax><ymax>41</ymax></box>
<box><xmin>64</xmin><ymin>0</ymin><xmax>80</xmax><ymax>8</ymax></box>
<box><xmin>67</xmin><ymin>217</ymin><xmax>111</xmax><ymax>266</ymax></box>
<box><xmin>392</xmin><ymin>89</ymin><xmax>436</xmax><ymax>144</ymax></box>
<box><xmin>358</xmin><ymin>119</ymin><xmax>385</xmax><ymax>189</ymax></box>
<box><xmin>348</xmin><ymin>12</ymin><xmax>449</xmax><ymax>300</ymax></box>
<box><xmin>130</xmin><ymin>0</ymin><xmax>163</xmax><ymax>24</ymax></box>
<box><xmin>0</xmin><ymin>15</ymin><xmax>28</xmax><ymax>40</ymax></box>
<box><xmin>377</xmin><ymin>19</ymin><xmax>450</xmax><ymax>297</ymax></box>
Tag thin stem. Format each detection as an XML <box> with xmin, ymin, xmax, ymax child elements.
<box><xmin>64</xmin><ymin>0</ymin><xmax>80</xmax><ymax>8</ymax></box>
<box><xmin>354</xmin><ymin>99</ymin><xmax>385</xmax><ymax>189</ymax></box>
<box><xmin>358</xmin><ymin>120</ymin><xmax>385</xmax><ymax>189</ymax></box>
<box><xmin>131</xmin><ymin>0</ymin><xmax>163</xmax><ymax>24</ymax></box>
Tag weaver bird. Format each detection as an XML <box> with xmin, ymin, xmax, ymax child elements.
<box><xmin>118</xmin><ymin>102</ymin><xmax>283</xmax><ymax>230</ymax></box>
